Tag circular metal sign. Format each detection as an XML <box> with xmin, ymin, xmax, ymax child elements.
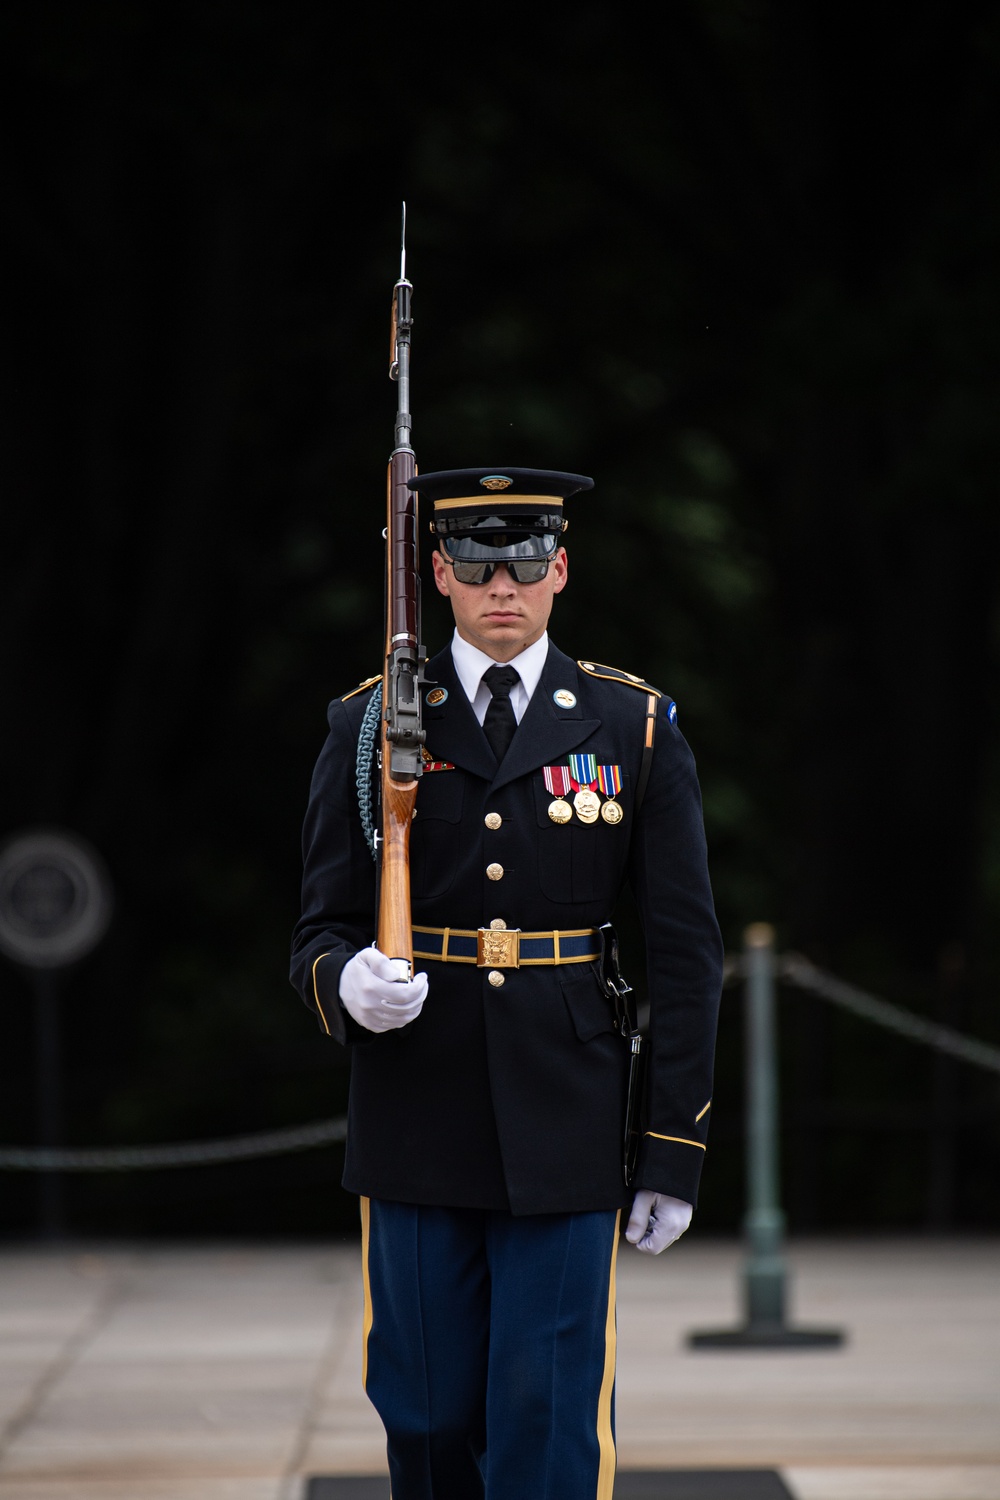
<box><xmin>0</xmin><ymin>830</ymin><xmax>113</xmax><ymax>970</ymax></box>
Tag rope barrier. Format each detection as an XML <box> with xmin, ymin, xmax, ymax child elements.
<box><xmin>0</xmin><ymin>1117</ymin><xmax>347</xmax><ymax>1172</ymax></box>
<box><xmin>777</xmin><ymin>952</ymin><xmax>1000</xmax><ymax>1077</ymax></box>
<box><xmin>2</xmin><ymin>947</ymin><xmax>997</xmax><ymax>1173</ymax></box>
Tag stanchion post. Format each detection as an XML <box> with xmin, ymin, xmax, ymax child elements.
<box><xmin>742</xmin><ymin>921</ymin><xmax>786</xmax><ymax>1326</ymax></box>
<box><xmin>688</xmin><ymin>922</ymin><xmax>844</xmax><ymax>1349</ymax></box>
<box><xmin>32</xmin><ymin>969</ymin><xmax>66</xmax><ymax>1239</ymax></box>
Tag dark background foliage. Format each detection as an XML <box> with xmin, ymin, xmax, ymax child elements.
<box><xmin>2</xmin><ymin>1</ymin><xmax>998</xmax><ymax>1237</ymax></box>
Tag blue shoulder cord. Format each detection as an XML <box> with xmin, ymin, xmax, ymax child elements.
<box><xmin>356</xmin><ymin>682</ymin><xmax>382</xmax><ymax>860</ymax></box>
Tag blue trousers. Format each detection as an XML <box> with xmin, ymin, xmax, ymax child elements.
<box><xmin>361</xmin><ymin>1199</ymin><xmax>621</xmax><ymax>1500</ymax></box>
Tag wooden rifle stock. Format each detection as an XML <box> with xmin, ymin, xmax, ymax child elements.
<box><xmin>377</xmin><ymin>208</ymin><xmax>424</xmax><ymax>975</ymax></box>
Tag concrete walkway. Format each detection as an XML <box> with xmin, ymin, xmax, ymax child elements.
<box><xmin>0</xmin><ymin>1237</ymin><xmax>997</xmax><ymax>1499</ymax></box>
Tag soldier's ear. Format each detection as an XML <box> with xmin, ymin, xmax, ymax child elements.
<box><xmin>431</xmin><ymin>549</ymin><xmax>451</xmax><ymax>597</ymax></box>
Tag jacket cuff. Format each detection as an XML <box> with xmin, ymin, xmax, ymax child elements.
<box><xmin>310</xmin><ymin>952</ymin><xmax>350</xmax><ymax>1044</ymax></box>
<box><xmin>635</xmin><ymin>1131</ymin><xmax>706</xmax><ymax>1208</ymax></box>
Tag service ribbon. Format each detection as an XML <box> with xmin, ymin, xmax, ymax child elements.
<box><xmin>543</xmin><ymin>765</ymin><xmax>573</xmax><ymax>796</ymax></box>
<box><xmin>568</xmin><ymin>753</ymin><xmax>598</xmax><ymax>790</ymax></box>
<box><xmin>597</xmin><ymin>764</ymin><xmax>621</xmax><ymax>796</ymax></box>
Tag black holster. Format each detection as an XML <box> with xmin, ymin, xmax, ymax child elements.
<box><xmin>596</xmin><ymin>922</ymin><xmax>646</xmax><ymax>1187</ymax></box>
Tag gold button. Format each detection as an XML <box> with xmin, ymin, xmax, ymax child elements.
<box><xmin>488</xmin><ymin>970</ymin><xmax>505</xmax><ymax>987</ymax></box>
<box><xmin>486</xmin><ymin>863</ymin><xmax>504</xmax><ymax>881</ymax></box>
<box><xmin>484</xmin><ymin>812</ymin><xmax>502</xmax><ymax>830</ymax></box>
<box><xmin>490</xmin><ymin>918</ymin><xmax>507</xmax><ymax>930</ymax></box>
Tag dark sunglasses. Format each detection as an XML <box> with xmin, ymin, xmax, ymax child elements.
<box><xmin>442</xmin><ymin>555</ymin><xmax>552</xmax><ymax>586</ymax></box>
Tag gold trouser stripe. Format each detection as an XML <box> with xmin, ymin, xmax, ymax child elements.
<box><xmin>596</xmin><ymin>1210</ymin><xmax>621</xmax><ymax>1500</ymax></box>
<box><xmin>432</xmin><ymin>494</ymin><xmax>564</xmax><ymax>511</ymax></box>
<box><xmin>360</xmin><ymin>1197</ymin><xmax>373</xmax><ymax>1392</ymax></box>
<box><xmin>311</xmin><ymin>953</ymin><xmax>332</xmax><ymax>1036</ymax></box>
<box><xmin>695</xmin><ymin>1099</ymin><xmax>712</xmax><ymax>1123</ymax></box>
<box><xmin>645</xmin><ymin>1131</ymin><xmax>707</xmax><ymax>1151</ymax></box>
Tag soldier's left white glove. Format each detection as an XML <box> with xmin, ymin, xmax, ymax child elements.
<box><xmin>625</xmin><ymin>1190</ymin><xmax>693</xmax><ymax>1254</ymax></box>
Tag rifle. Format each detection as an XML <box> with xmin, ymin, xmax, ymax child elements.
<box><xmin>377</xmin><ymin>204</ymin><xmax>425</xmax><ymax>979</ymax></box>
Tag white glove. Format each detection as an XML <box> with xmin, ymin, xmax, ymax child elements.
<box><xmin>338</xmin><ymin>947</ymin><xmax>428</xmax><ymax>1033</ymax></box>
<box><xmin>625</xmin><ymin>1190</ymin><xmax>693</xmax><ymax>1255</ymax></box>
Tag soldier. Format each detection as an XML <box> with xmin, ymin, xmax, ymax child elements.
<box><xmin>291</xmin><ymin>468</ymin><xmax>723</xmax><ymax>1500</ymax></box>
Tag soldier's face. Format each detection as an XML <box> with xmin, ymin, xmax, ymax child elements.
<box><xmin>432</xmin><ymin>545</ymin><xmax>568</xmax><ymax>661</ymax></box>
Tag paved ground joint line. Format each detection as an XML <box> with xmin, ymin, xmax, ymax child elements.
<box><xmin>278</xmin><ymin>1282</ymin><xmax>359</xmax><ymax>1500</ymax></box>
<box><xmin>0</xmin><ymin>1252</ymin><xmax>137</xmax><ymax>1462</ymax></box>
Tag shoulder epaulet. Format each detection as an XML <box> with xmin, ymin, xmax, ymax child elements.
<box><xmin>577</xmin><ymin>660</ymin><xmax>662</xmax><ymax>698</ymax></box>
<box><xmin>340</xmin><ymin>674</ymin><xmax>381</xmax><ymax>702</ymax></box>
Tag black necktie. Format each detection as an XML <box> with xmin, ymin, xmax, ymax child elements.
<box><xmin>482</xmin><ymin>664</ymin><xmax>521</xmax><ymax>763</ymax></box>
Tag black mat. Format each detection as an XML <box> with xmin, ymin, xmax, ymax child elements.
<box><xmin>306</xmin><ymin>1471</ymin><xmax>794</xmax><ymax>1499</ymax></box>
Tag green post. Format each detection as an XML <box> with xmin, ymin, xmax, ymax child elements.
<box><xmin>742</xmin><ymin>921</ymin><xmax>786</xmax><ymax>1326</ymax></box>
<box><xmin>689</xmin><ymin>923</ymin><xmax>843</xmax><ymax>1349</ymax></box>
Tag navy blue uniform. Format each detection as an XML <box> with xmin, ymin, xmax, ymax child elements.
<box><xmin>292</xmin><ymin>641</ymin><xmax>722</xmax><ymax>1212</ymax></box>
<box><xmin>291</xmin><ymin>639</ymin><xmax>722</xmax><ymax>1498</ymax></box>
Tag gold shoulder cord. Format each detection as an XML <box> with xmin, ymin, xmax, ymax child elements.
<box><xmin>341</xmin><ymin>674</ymin><xmax>381</xmax><ymax>702</ymax></box>
<box><xmin>576</xmin><ymin>660</ymin><xmax>662</xmax><ymax>698</ymax></box>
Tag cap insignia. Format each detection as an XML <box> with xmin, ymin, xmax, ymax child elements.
<box><xmin>480</xmin><ymin>475</ymin><xmax>513</xmax><ymax>491</ymax></box>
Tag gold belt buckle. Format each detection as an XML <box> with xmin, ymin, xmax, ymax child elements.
<box><xmin>476</xmin><ymin>927</ymin><xmax>521</xmax><ymax>968</ymax></box>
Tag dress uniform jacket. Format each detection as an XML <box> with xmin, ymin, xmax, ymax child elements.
<box><xmin>290</xmin><ymin>640</ymin><xmax>723</xmax><ymax>1216</ymax></box>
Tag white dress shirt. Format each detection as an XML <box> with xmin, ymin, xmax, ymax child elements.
<box><xmin>450</xmin><ymin>629</ymin><xmax>549</xmax><ymax>725</ymax></box>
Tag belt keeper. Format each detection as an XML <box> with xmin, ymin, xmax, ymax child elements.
<box><xmin>476</xmin><ymin>927</ymin><xmax>521</xmax><ymax>968</ymax></box>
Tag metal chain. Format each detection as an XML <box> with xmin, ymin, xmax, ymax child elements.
<box><xmin>0</xmin><ymin>1117</ymin><xmax>347</xmax><ymax>1173</ymax></box>
<box><xmin>356</xmin><ymin>682</ymin><xmax>382</xmax><ymax>859</ymax></box>
<box><xmin>778</xmin><ymin>952</ymin><xmax>1000</xmax><ymax>1077</ymax></box>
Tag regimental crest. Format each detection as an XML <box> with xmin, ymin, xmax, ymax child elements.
<box><xmin>426</xmin><ymin>686</ymin><xmax>448</xmax><ymax>706</ymax></box>
<box><xmin>480</xmin><ymin>475</ymin><xmax>513</xmax><ymax>491</ymax></box>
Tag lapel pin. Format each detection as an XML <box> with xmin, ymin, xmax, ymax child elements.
<box><xmin>426</xmin><ymin>687</ymin><xmax>448</xmax><ymax>706</ymax></box>
<box><xmin>552</xmin><ymin>689</ymin><xmax>576</xmax><ymax>709</ymax></box>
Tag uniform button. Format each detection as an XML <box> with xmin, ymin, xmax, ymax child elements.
<box><xmin>486</xmin><ymin>863</ymin><xmax>504</xmax><ymax>881</ymax></box>
<box><xmin>484</xmin><ymin>812</ymin><xmax>502</xmax><ymax>830</ymax></box>
<box><xmin>488</xmin><ymin>970</ymin><xmax>505</xmax><ymax>987</ymax></box>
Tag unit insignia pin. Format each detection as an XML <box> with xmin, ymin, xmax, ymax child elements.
<box><xmin>552</xmin><ymin>689</ymin><xmax>576</xmax><ymax>709</ymax></box>
<box><xmin>426</xmin><ymin>687</ymin><xmax>448</xmax><ymax>706</ymax></box>
<box><xmin>668</xmin><ymin>702</ymin><xmax>678</xmax><ymax>724</ymax></box>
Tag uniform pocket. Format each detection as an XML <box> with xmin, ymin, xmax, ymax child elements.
<box><xmin>411</xmin><ymin>774</ymin><xmax>465</xmax><ymax>899</ymax></box>
<box><xmin>533</xmin><ymin>777</ymin><xmax>629</xmax><ymax>904</ymax></box>
<box><xmin>560</xmin><ymin>965</ymin><xmax>617</xmax><ymax>1042</ymax></box>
